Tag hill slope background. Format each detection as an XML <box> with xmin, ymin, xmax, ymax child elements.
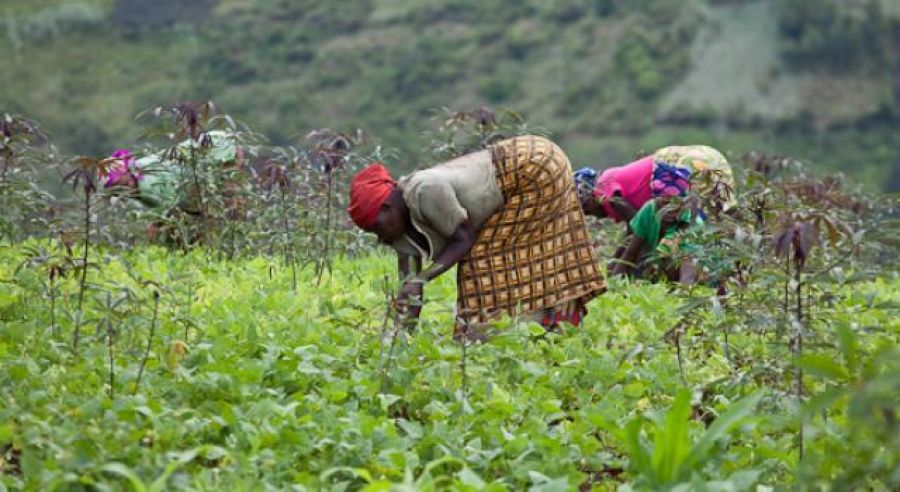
<box><xmin>2</xmin><ymin>0</ymin><xmax>899</xmax><ymax>190</ymax></box>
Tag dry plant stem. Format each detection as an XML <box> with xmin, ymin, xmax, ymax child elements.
<box><xmin>1</xmin><ymin>156</ymin><xmax>9</xmax><ymax>214</ymax></box>
<box><xmin>73</xmin><ymin>190</ymin><xmax>91</xmax><ymax>352</ymax></box>
<box><xmin>185</xmin><ymin>279</ymin><xmax>193</xmax><ymax>341</ymax></box>
<box><xmin>107</xmin><ymin>315</ymin><xmax>115</xmax><ymax>399</ymax></box>
<box><xmin>317</xmin><ymin>171</ymin><xmax>334</xmax><ymax>286</ymax></box>
<box><xmin>675</xmin><ymin>329</ymin><xmax>687</xmax><ymax>385</ymax></box>
<box><xmin>279</xmin><ymin>185</ymin><xmax>297</xmax><ymax>291</ymax></box>
<box><xmin>134</xmin><ymin>291</ymin><xmax>160</xmax><ymax>395</ymax></box>
<box><xmin>460</xmin><ymin>325</ymin><xmax>469</xmax><ymax>401</ymax></box>
<box><xmin>794</xmin><ymin>253</ymin><xmax>804</xmax><ymax>461</ymax></box>
<box><xmin>377</xmin><ymin>276</ymin><xmax>391</xmax><ymax>360</ymax></box>
<box><xmin>783</xmin><ymin>258</ymin><xmax>790</xmax><ymax>337</ymax></box>
<box><xmin>722</xmin><ymin>321</ymin><xmax>731</xmax><ymax>363</ymax></box>
<box><xmin>49</xmin><ymin>274</ymin><xmax>56</xmax><ymax>337</ymax></box>
<box><xmin>380</xmin><ymin>315</ymin><xmax>401</xmax><ymax>395</ymax></box>
<box><xmin>379</xmin><ymin>285</ymin><xmax>401</xmax><ymax>394</ymax></box>
<box><xmin>187</xmin><ymin>145</ymin><xmax>206</xmax><ymax>236</ymax></box>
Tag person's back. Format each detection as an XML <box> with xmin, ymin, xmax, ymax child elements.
<box><xmin>595</xmin><ymin>155</ymin><xmax>654</xmax><ymax>222</ymax></box>
<box><xmin>396</xmin><ymin>150</ymin><xmax>504</xmax><ymax>258</ymax></box>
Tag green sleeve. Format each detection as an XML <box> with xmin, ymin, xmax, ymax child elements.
<box><xmin>629</xmin><ymin>201</ymin><xmax>661</xmax><ymax>246</ymax></box>
<box><xmin>659</xmin><ymin>212</ymin><xmax>706</xmax><ymax>253</ymax></box>
<box><xmin>175</xmin><ymin>130</ymin><xmax>237</xmax><ymax>167</ymax></box>
<box><xmin>136</xmin><ymin>156</ymin><xmax>183</xmax><ymax>213</ymax></box>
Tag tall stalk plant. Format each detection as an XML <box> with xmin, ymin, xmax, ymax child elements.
<box><xmin>63</xmin><ymin>156</ymin><xmax>106</xmax><ymax>352</ymax></box>
<box><xmin>0</xmin><ymin>114</ymin><xmax>53</xmax><ymax>242</ymax></box>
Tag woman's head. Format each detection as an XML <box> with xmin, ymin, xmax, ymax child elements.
<box><xmin>371</xmin><ymin>188</ymin><xmax>409</xmax><ymax>243</ymax></box>
<box><xmin>573</xmin><ymin>167</ymin><xmax>607</xmax><ymax>217</ymax></box>
<box><xmin>103</xmin><ymin>149</ymin><xmax>142</xmax><ymax>189</ymax></box>
<box><xmin>348</xmin><ymin>163</ymin><xmax>408</xmax><ymax>244</ymax></box>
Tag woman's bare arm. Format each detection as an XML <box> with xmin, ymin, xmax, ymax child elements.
<box><xmin>608</xmin><ymin>195</ymin><xmax>637</xmax><ymax>222</ymax></box>
<box><xmin>612</xmin><ymin>233</ymin><xmax>645</xmax><ymax>277</ymax></box>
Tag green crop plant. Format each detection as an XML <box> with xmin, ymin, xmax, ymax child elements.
<box><xmin>62</xmin><ymin>155</ymin><xmax>106</xmax><ymax>353</ymax></box>
<box><xmin>0</xmin><ymin>114</ymin><xmax>55</xmax><ymax>243</ymax></box>
<box><xmin>423</xmin><ymin>106</ymin><xmax>537</xmax><ymax>162</ymax></box>
<box><xmin>0</xmin><ymin>105</ymin><xmax>896</xmax><ymax>490</ymax></box>
<box><xmin>607</xmin><ymin>389</ymin><xmax>763</xmax><ymax>488</ymax></box>
<box><xmin>14</xmin><ymin>240</ymin><xmax>73</xmax><ymax>337</ymax></box>
<box><xmin>134</xmin><ymin>281</ymin><xmax>162</xmax><ymax>396</ymax></box>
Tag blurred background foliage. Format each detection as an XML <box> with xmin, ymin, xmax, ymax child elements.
<box><xmin>1</xmin><ymin>0</ymin><xmax>898</xmax><ymax>190</ymax></box>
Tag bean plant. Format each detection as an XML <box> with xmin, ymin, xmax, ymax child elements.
<box><xmin>0</xmin><ymin>105</ymin><xmax>896</xmax><ymax>490</ymax></box>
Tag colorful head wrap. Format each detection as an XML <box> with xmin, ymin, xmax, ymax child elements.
<box><xmin>650</xmin><ymin>163</ymin><xmax>691</xmax><ymax>198</ymax></box>
<box><xmin>104</xmin><ymin>149</ymin><xmax>143</xmax><ymax>188</ymax></box>
<box><xmin>573</xmin><ymin>167</ymin><xmax>598</xmax><ymax>200</ymax></box>
<box><xmin>348</xmin><ymin>163</ymin><xmax>396</xmax><ymax>229</ymax></box>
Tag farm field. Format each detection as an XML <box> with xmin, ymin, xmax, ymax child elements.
<box><xmin>0</xmin><ymin>96</ymin><xmax>897</xmax><ymax>491</ymax></box>
<box><xmin>1</xmin><ymin>242</ymin><xmax>898</xmax><ymax>490</ymax></box>
<box><xmin>2</xmin><ymin>0</ymin><xmax>899</xmax><ymax>489</ymax></box>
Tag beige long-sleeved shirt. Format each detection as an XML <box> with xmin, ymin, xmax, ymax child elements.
<box><xmin>390</xmin><ymin>149</ymin><xmax>504</xmax><ymax>260</ymax></box>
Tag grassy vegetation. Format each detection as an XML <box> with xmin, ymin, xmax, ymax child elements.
<box><xmin>1</xmin><ymin>243</ymin><xmax>897</xmax><ymax>490</ymax></box>
<box><xmin>0</xmin><ymin>97</ymin><xmax>897</xmax><ymax>489</ymax></box>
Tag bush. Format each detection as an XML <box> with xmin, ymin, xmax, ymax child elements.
<box><xmin>777</xmin><ymin>0</ymin><xmax>888</xmax><ymax>70</ymax></box>
<box><xmin>112</xmin><ymin>0</ymin><xmax>218</xmax><ymax>29</ymax></box>
<box><xmin>4</xmin><ymin>2</ymin><xmax>105</xmax><ymax>49</ymax></box>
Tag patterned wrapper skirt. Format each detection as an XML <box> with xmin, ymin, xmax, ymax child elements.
<box><xmin>456</xmin><ymin>135</ymin><xmax>606</xmax><ymax>325</ymax></box>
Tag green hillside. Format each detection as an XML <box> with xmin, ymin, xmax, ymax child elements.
<box><xmin>1</xmin><ymin>0</ymin><xmax>899</xmax><ymax>189</ymax></box>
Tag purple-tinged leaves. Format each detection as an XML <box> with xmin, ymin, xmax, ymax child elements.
<box><xmin>63</xmin><ymin>156</ymin><xmax>107</xmax><ymax>196</ymax></box>
<box><xmin>774</xmin><ymin>221</ymin><xmax>820</xmax><ymax>269</ymax></box>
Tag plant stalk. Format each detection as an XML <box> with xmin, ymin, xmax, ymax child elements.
<box><xmin>73</xmin><ymin>189</ymin><xmax>91</xmax><ymax>352</ymax></box>
<box><xmin>794</xmin><ymin>257</ymin><xmax>804</xmax><ymax>461</ymax></box>
<box><xmin>107</xmin><ymin>315</ymin><xmax>115</xmax><ymax>399</ymax></box>
<box><xmin>49</xmin><ymin>274</ymin><xmax>56</xmax><ymax>337</ymax></box>
<box><xmin>134</xmin><ymin>291</ymin><xmax>160</xmax><ymax>395</ymax></box>
<box><xmin>317</xmin><ymin>170</ymin><xmax>334</xmax><ymax>285</ymax></box>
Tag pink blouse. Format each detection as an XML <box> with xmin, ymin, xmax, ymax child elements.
<box><xmin>595</xmin><ymin>155</ymin><xmax>654</xmax><ymax>222</ymax></box>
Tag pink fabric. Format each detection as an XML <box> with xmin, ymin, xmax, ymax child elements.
<box><xmin>594</xmin><ymin>155</ymin><xmax>654</xmax><ymax>222</ymax></box>
<box><xmin>104</xmin><ymin>149</ymin><xmax>143</xmax><ymax>188</ymax></box>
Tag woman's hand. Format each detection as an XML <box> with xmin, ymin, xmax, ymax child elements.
<box><xmin>397</xmin><ymin>278</ymin><xmax>423</xmax><ymax>306</ymax></box>
<box><xmin>396</xmin><ymin>278</ymin><xmax>424</xmax><ymax>327</ymax></box>
<box><xmin>395</xmin><ymin>254</ymin><xmax>423</xmax><ymax>328</ymax></box>
<box><xmin>608</xmin><ymin>194</ymin><xmax>636</xmax><ymax>222</ymax></box>
<box><xmin>612</xmin><ymin>234</ymin><xmax>644</xmax><ymax>277</ymax></box>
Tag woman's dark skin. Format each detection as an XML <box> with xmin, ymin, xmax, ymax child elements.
<box><xmin>367</xmin><ymin>187</ymin><xmax>478</xmax><ymax>322</ymax></box>
<box><xmin>611</xmin><ymin>198</ymin><xmax>698</xmax><ymax>284</ymax></box>
<box><xmin>580</xmin><ymin>191</ymin><xmax>637</xmax><ymax>222</ymax></box>
<box><xmin>581</xmin><ymin>191</ymin><xmax>638</xmax><ymax>272</ymax></box>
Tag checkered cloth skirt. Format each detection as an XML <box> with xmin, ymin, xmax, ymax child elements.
<box><xmin>456</xmin><ymin>135</ymin><xmax>606</xmax><ymax>325</ymax></box>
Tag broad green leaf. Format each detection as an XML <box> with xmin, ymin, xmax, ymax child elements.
<box><xmin>420</xmin><ymin>456</ymin><xmax>464</xmax><ymax>480</ymax></box>
<box><xmin>0</xmin><ymin>424</ymin><xmax>12</xmax><ymax>443</ymax></box>
<box><xmin>652</xmin><ymin>389</ymin><xmax>692</xmax><ymax>484</ymax></box>
<box><xmin>457</xmin><ymin>467</ymin><xmax>485</xmax><ymax>488</ymax></box>
<box><xmin>320</xmin><ymin>467</ymin><xmax>373</xmax><ymax>484</ymax></box>
<box><xmin>360</xmin><ymin>481</ymin><xmax>394</xmax><ymax>492</ymax></box>
<box><xmin>796</xmin><ymin>355</ymin><xmax>849</xmax><ymax>381</ymax></box>
<box><xmin>149</xmin><ymin>447</ymin><xmax>201</xmax><ymax>492</ymax></box>
<box><xmin>801</xmin><ymin>387</ymin><xmax>846</xmax><ymax>420</ymax></box>
<box><xmin>834</xmin><ymin>323</ymin><xmax>858</xmax><ymax>373</ymax></box>
<box><xmin>99</xmin><ymin>463</ymin><xmax>148</xmax><ymax>492</ymax></box>
<box><xmin>624</xmin><ymin>418</ymin><xmax>653</xmax><ymax>477</ymax></box>
<box><xmin>686</xmin><ymin>391</ymin><xmax>764</xmax><ymax>474</ymax></box>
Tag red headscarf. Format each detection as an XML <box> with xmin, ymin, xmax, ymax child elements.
<box><xmin>348</xmin><ymin>163</ymin><xmax>396</xmax><ymax>229</ymax></box>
